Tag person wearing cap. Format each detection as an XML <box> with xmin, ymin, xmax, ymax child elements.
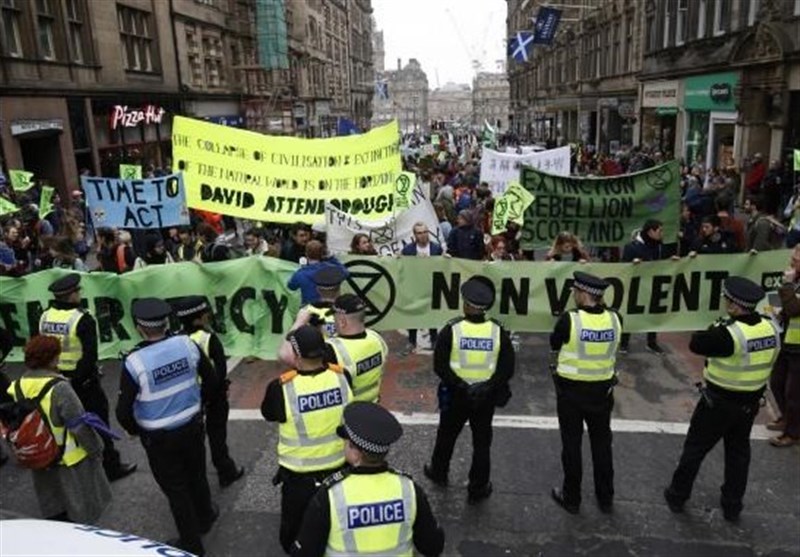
<box><xmin>116</xmin><ymin>298</ymin><xmax>221</xmax><ymax>556</ymax></box>
<box><xmin>39</xmin><ymin>273</ymin><xmax>137</xmax><ymax>482</ymax></box>
<box><xmin>549</xmin><ymin>271</ymin><xmax>622</xmax><ymax>514</ymax></box>
<box><xmin>423</xmin><ymin>276</ymin><xmax>515</xmax><ymax>504</ymax></box>
<box><xmin>664</xmin><ymin>276</ymin><xmax>780</xmax><ymax>522</ymax></box>
<box><xmin>174</xmin><ymin>296</ymin><xmax>244</xmax><ymax>487</ymax></box>
<box><xmin>304</xmin><ymin>266</ymin><xmax>346</xmax><ymax>338</ymax></box>
<box><xmin>324</xmin><ymin>294</ymin><xmax>389</xmax><ymax>403</ymax></box>
<box><xmin>291</xmin><ymin>401</ymin><xmax>445</xmax><ymax>557</ymax></box>
<box><xmin>261</xmin><ymin>324</ymin><xmax>353</xmax><ymax>554</ymax></box>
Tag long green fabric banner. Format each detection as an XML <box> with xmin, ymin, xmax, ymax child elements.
<box><xmin>519</xmin><ymin>161</ymin><xmax>682</xmax><ymax>248</ymax></box>
<box><xmin>0</xmin><ymin>251</ymin><xmax>788</xmax><ymax>361</ymax></box>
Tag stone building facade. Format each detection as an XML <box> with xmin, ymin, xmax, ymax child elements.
<box><xmin>472</xmin><ymin>72</ymin><xmax>510</xmax><ymax>130</ymax></box>
<box><xmin>348</xmin><ymin>0</ymin><xmax>374</xmax><ymax>130</ymax></box>
<box><xmin>428</xmin><ymin>82</ymin><xmax>473</xmax><ymax>128</ymax></box>
<box><xmin>371</xmin><ymin>58</ymin><xmax>429</xmax><ymax>132</ymax></box>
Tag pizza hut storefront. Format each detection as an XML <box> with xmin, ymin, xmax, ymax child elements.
<box><xmin>91</xmin><ymin>98</ymin><xmax>179</xmax><ymax>178</ymax></box>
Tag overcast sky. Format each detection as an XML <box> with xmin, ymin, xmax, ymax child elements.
<box><xmin>372</xmin><ymin>0</ymin><xmax>507</xmax><ymax>88</ymax></box>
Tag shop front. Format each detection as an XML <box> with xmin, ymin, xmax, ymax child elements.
<box><xmin>683</xmin><ymin>72</ymin><xmax>740</xmax><ymax>170</ymax></box>
<box><xmin>597</xmin><ymin>96</ymin><xmax>636</xmax><ymax>154</ymax></box>
<box><xmin>640</xmin><ymin>80</ymin><xmax>679</xmax><ymax>157</ymax></box>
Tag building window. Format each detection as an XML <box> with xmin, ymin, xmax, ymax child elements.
<box><xmin>697</xmin><ymin>0</ymin><xmax>707</xmax><ymax>38</ymax></box>
<box><xmin>663</xmin><ymin>0</ymin><xmax>672</xmax><ymax>48</ymax></box>
<box><xmin>713</xmin><ymin>0</ymin><xmax>729</xmax><ymax>35</ymax></box>
<box><xmin>1</xmin><ymin>0</ymin><xmax>23</xmax><ymax>57</ymax></box>
<box><xmin>625</xmin><ymin>13</ymin><xmax>634</xmax><ymax>72</ymax></box>
<box><xmin>195</xmin><ymin>0</ymin><xmax>215</xmax><ymax>5</ymax></box>
<box><xmin>612</xmin><ymin>23</ymin><xmax>620</xmax><ymax>74</ymax></box>
<box><xmin>746</xmin><ymin>0</ymin><xmax>760</xmax><ymax>26</ymax></box>
<box><xmin>795</xmin><ymin>0</ymin><xmax>800</xmax><ymax>16</ymax></box>
<box><xmin>202</xmin><ymin>34</ymin><xmax>225</xmax><ymax>87</ymax></box>
<box><xmin>117</xmin><ymin>4</ymin><xmax>157</xmax><ymax>73</ymax></box>
<box><xmin>676</xmin><ymin>0</ymin><xmax>688</xmax><ymax>44</ymax></box>
<box><xmin>646</xmin><ymin>11</ymin><xmax>657</xmax><ymax>52</ymax></box>
<box><xmin>186</xmin><ymin>29</ymin><xmax>203</xmax><ymax>85</ymax></box>
<box><xmin>36</xmin><ymin>0</ymin><xmax>56</xmax><ymax>60</ymax></box>
<box><xmin>66</xmin><ymin>0</ymin><xmax>85</xmax><ymax>63</ymax></box>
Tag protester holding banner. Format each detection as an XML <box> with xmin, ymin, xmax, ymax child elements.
<box><xmin>349</xmin><ymin>233</ymin><xmax>377</xmax><ymax>256</ymax></box>
<box><xmin>133</xmin><ymin>235</ymin><xmax>175</xmax><ymax>269</ymax></box>
<box><xmin>401</xmin><ymin>222</ymin><xmax>443</xmax><ymax>354</ymax></box>
<box><xmin>545</xmin><ymin>232</ymin><xmax>590</xmax><ymax>263</ymax></box>
<box><xmin>174</xmin><ymin>227</ymin><xmax>204</xmax><ymax>262</ymax></box>
<box><xmin>689</xmin><ymin>215</ymin><xmax>738</xmax><ymax>256</ymax></box>
<box><xmin>243</xmin><ymin>228</ymin><xmax>270</xmax><ymax>256</ymax></box>
<box><xmin>447</xmin><ymin>211</ymin><xmax>484</xmax><ymax>261</ymax></box>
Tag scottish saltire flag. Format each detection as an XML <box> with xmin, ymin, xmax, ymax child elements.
<box><xmin>508</xmin><ymin>31</ymin><xmax>534</xmax><ymax>63</ymax></box>
<box><xmin>532</xmin><ymin>7</ymin><xmax>562</xmax><ymax>45</ymax></box>
<box><xmin>375</xmin><ymin>80</ymin><xmax>389</xmax><ymax>100</ymax></box>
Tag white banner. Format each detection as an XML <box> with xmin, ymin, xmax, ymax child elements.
<box><xmin>481</xmin><ymin>146</ymin><xmax>571</xmax><ymax>195</ymax></box>
<box><xmin>321</xmin><ymin>185</ymin><xmax>444</xmax><ymax>256</ymax></box>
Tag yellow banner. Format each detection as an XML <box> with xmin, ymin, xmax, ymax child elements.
<box><xmin>172</xmin><ymin>118</ymin><xmax>402</xmax><ymax>223</ymax></box>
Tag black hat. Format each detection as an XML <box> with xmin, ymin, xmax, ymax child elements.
<box><xmin>336</xmin><ymin>401</ymin><xmax>403</xmax><ymax>455</ymax></box>
<box><xmin>722</xmin><ymin>276</ymin><xmax>764</xmax><ymax>311</ymax></box>
<box><xmin>461</xmin><ymin>277</ymin><xmax>494</xmax><ymax>310</ymax></box>
<box><xmin>172</xmin><ymin>296</ymin><xmax>209</xmax><ymax>320</ymax></box>
<box><xmin>572</xmin><ymin>271</ymin><xmax>609</xmax><ymax>297</ymax></box>
<box><xmin>313</xmin><ymin>266</ymin><xmax>346</xmax><ymax>289</ymax></box>
<box><xmin>49</xmin><ymin>273</ymin><xmax>81</xmax><ymax>297</ymax></box>
<box><xmin>132</xmin><ymin>298</ymin><xmax>172</xmax><ymax>328</ymax></box>
<box><xmin>333</xmin><ymin>293</ymin><xmax>366</xmax><ymax>315</ymax></box>
<box><xmin>286</xmin><ymin>325</ymin><xmax>326</xmax><ymax>359</ymax></box>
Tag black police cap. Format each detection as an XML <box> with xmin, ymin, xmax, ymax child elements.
<box><xmin>336</xmin><ymin>401</ymin><xmax>403</xmax><ymax>455</ymax></box>
<box><xmin>132</xmin><ymin>298</ymin><xmax>172</xmax><ymax>328</ymax></box>
<box><xmin>723</xmin><ymin>276</ymin><xmax>764</xmax><ymax>310</ymax></box>
<box><xmin>286</xmin><ymin>324</ymin><xmax>326</xmax><ymax>359</ymax></box>
<box><xmin>173</xmin><ymin>295</ymin><xmax>209</xmax><ymax>319</ymax></box>
<box><xmin>333</xmin><ymin>293</ymin><xmax>366</xmax><ymax>314</ymax></box>
<box><xmin>48</xmin><ymin>273</ymin><xmax>81</xmax><ymax>296</ymax></box>
<box><xmin>313</xmin><ymin>266</ymin><xmax>346</xmax><ymax>288</ymax></box>
<box><xmin>461</xmin><ymin>277</ymin><xmax>494</xmax><ymax>310</ymax></box>
<box><xmin>572</xmin><ymin>271</ymin><xmax>609</xmax><ymax>297</ymax></box>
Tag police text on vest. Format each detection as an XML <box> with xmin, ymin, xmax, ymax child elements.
<box><xmin>746</xmin><ymin>336</ymin><xmax>777</xmax><ymax>352</ymax></box>
<box><xmin>298</xmin><ymin>387</ymin><xmax>343</xmax><ymax>413</ymax></box>
<box><xmin>459</xmin><ymin>337</ymin><xmax>494</xmax><ymax>351</ymax></box>
<box><xmin>152</xmin><ymin>358</ymin><xmax>191</xmax><ymax>385</ymax></box>
<box><xmin>41</xmin><ymin>321</ymin><xmax>70</xmax><ymax>335</ymax></box>
<box><xmin>356</xmin><ymin>353</ymin><xmax>383</xmax><ymax>375</ymax></box>
<box><xmin>347</xmin><ymin>499</ymin><xmax>406</xmax><ymax>529</ymax></box>
<box><xmin>579</xmin><ymin>329</ymin><xmax>615</xmax><ymax>342</ymax></box>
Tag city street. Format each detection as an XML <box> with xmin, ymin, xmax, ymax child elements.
<box><xmin>2</xmin><ymin>331</ymin><xmax>798</xmax><ymax>557</ymax></box>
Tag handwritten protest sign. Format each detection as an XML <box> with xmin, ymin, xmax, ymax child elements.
<box><xmin>520</xmin><ymin>160</ymin><xmax>681</xmax><ymax>248</ymax></box>
<box><xmin>394</xmin><ymin>172</ymin><xmax>416</xmax><ymax>209</ymax></box>
<box><xmin>480</xmin><ymin>146</ymin><xmax>570</xmax><ymax>195</ymax></box>
<box><xmin>9</xmin><ymin>170</ymin><xmax>34</xmax><ymax>191</ymax></box>
<box><xmin>81</xmin><ymin>172</ymin><xmax>189</xmax><ymax>229</ymax></box>
<box><xmin>119</xmin><ymin>164</ymin><xmax>142</xmax><ymax>180</ymax></box>
<box><xmin>39</xmin><ymin>187</ymin><xmax>55</xmax><ymax>219</ymax></box>
<box><xmin>172</xmin><ymin>117</ymin><xmax>402</xmax><ymax>224</ymax></box>
<box><xmin>490</xmin><ymin>181</ymin><xmax>535</xmax><ymax>234</ymax></box>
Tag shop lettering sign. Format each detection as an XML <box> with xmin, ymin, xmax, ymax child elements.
<box><xmin>709</xmin><ymin>83</ymin><xmax>732</xmax><ymax>104</ymax></box>
<box><xmin>110</xmin><ymin>105</ymin><xmax>166</xmax><ymax>130</ymax></box>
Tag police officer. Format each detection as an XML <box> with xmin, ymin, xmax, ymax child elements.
<box><xmin>549</xmin><ymin>271</ymin><xmax>622</xmax><ymax>514</ymax></box>
<box><xmin>261</xmin><ymin>325</ymin><xmax>353</xmax><ymax>554</ymax></box>
<box><xmin>423</xmin><ymin>277</ymin><xmax>515</xmax><ymax>504</ymax></box>
<box><xmin>174</xmin><ymin>296</ymin><xmax>244</xmax><ymax>487</ymax></box>
<box><xmin>324</xmin><ymin>294</ymin><xmax>388</xmax><ymax>403</ymax></box>
<box><xmin>664</xmin><ymin>276</ymin><xmax>780</xmax><ymax>521</ymax></box>
<box><xmin>291</xmin><ymin>401</ymin><xmax>445</xmax><ymax>557</ymax></box>
<box><xmin>116</xmin><ymin>298</ymin><xmax>220</xmax><ymax>556</ymax></box>
<box><xmin>39</xmin><ymin>273</ymin><xmax>136</xmax><ymax>481</ymax></box>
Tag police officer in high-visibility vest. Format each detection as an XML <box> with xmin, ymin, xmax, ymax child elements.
<box><xmin>324</xmin><ymin>294</ymin><xmax>388</xmax><ymax>403</ymax></box>
<box><xmin>306</xmin><ymin>266</ymin><xmax>345</xmax><ymax>339</ymax></box>
<box><xmin>116</xmin><ymin>299</ymin><xmax>220</xmax><ymax>556</ymax></box>
<box><xmin>261</xmin><ymin>325</ymin><xmax>353</xmax><ymax>554</ymax></box>
<box><xmin>423</xmin><ymin>277</ymin><xmax>515</xmax><ymax>504</ymax></box>
<box><xmin>174</xmin><ymin>296</ymin><xmax>244</xmax><ymax>487</ymax></box>
<box><xmin>767</xmin><ymin>245</ymin><xmax>800</xmax><ymax>447</ymax></box>
<box><xmin>291</xmin><ymin>401</ymin><xmax>445</xmax><ymax>557</ymax></box>
<box><xmin>550</xmin><ymin>271</ymin><xmax>621</xmax><ymax>515</ymax></box>
<box><xmin>39</xmin><ymin>273</ymin><xmax>136</xmax><ymax>482</ymax></box>
<box><xmin>664</xmin><ymin>276</ymin><xmax>780</xmax><ymax>522</ymax></box>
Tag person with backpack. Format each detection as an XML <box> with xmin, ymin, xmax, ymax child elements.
<box><xmin>39</xmin><ymin>273</ymin><xmax>137</xmax><ymax>482</ymax></box>
<box><xmin>4</xmin><ymin>335</ymin><xmax>111</xmax><ymax>523</ymax></box>
<box><xmin>745</xmin><ymin>195</ymin><xmax>784</xmax><ymax>252</ymax></box>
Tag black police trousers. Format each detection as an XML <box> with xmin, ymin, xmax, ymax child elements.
<box><xmin>667</xmin><ymin>393</ymin><xmax>760</xmax><ymax>514</ymax></box>
<box><xmin>206</xmin><ymin>394</ymin><xmax>238</xmax><ymax>479</ymax></box>
<box><xmin>277</xmin><ymin>466</ymin><xmax>341</xmax><ymax>554</ymax></box>
<box><xmin>430</xmin><ymin>398</ymin><xmax>495</xmax><ymax>491</ymax></box>
<box><xmin>72</xmin><ymin>377</ymin><xmax>122</xmax><ymax>473</ymax></box>
<box><xmin>141</xmin><ymin>417</ymin><xmax>215</xmax><ymax>556</ymax></box>
<box><xmin>556</xmin><ymin>382</ymin><xmax>614</xmax><ymax>506</ymax></box>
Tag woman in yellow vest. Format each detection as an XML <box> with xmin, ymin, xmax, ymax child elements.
<box><xmin>292</xmin><ymin>401</ymin><xmax>445</xmax><ymax>557</ymax></box>
<box><xmin>664</xmin><ymin>276</ymin><xmax>780</xmax><ymax>522</ymax></box>
<box><xmin>8</xmin><ymin>335</ymin><xmax>111</xmax><ymax>523</ymax></box>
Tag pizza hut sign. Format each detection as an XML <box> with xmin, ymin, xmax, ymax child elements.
<box><xmin>110</xmin><ymin>105</ymin><xmax>166</xmax><ymax>130</ymax></box>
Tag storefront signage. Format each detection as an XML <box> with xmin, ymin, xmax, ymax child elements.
<box><xmin>684</xmin><ymin>72</ymin><xmax>739</xmax><ymax>112</ymax></box>
<box><xmin>203</xmin><ymin>115</ymin><xmax>245</xmax><ymax>128</ymax></box>
<box><xmin>10</xmin><ymin>119</ymin><xmax>64</xmax><ymax>136</ymax></box>
<box><xmin>110</xmin><ymin>105</ymin><xmax>166</xmax><ymax>130</ymax></box>
<box><xmin>642</xmin><ymin>81</ymin><xmax>679</xmax><ymax>108</ymax></box>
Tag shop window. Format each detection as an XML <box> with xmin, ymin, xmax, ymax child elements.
<box><xmin>36</xmin><ymin>0</ymin><xmax>56</xmax><ymax>60</ymax></box>
<box><xmin>685</xmin><ymin>112</ymin><xmax>710</xmax><ymax>165</ymax></box>
<box><xmin>117</xmin><ymin>4</ymin><xmax>158</xmax><ymax>73</ymax></box>
<box><xmin>676</xmin><ymin>0</ymin><xmax>688</xmax><ymax>45</ymax></box>
<box><xmin>2</xmin><ymin>0</ymin><xmax>23</xmax><ymax>57</ymax></box>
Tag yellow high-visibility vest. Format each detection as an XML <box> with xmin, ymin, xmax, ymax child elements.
<box><xmin>556</xmin><ymin>309</ymin><xmax>620</xmax><ymax>382</ymax></box>
<box><xmin>326</xmin><ymin>331</ymin><xmax>388</xmax><ymax>402</ymax></box>
<box><xmin>449</xmin><ymin>320</ymin><xmax>500</xmax><ymax>384</ymax></box>
<box><xmin>705</xmin><ymin>318</ymin><xmax>780</xmax><ymax>391</ymax></box>
<box><xmin>39</xmin><ymin>308</ymin><xmax>84</xmax><ymax>373</ymax></box>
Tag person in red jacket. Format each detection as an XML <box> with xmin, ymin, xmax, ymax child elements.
<box><xmin>745</xmin><ymin>153</ymin><xmax>765</xmax><ymax>195</ymax></box>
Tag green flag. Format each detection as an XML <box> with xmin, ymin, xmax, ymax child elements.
<box><xmin>794</xmin><ymin>149</ymin><xmax>800</xmax><ymax>171</ymax></box>
<box><xmin>120</xmin><ymin>164</ymin><xmax>142</xmax><ymax>179</ymax></box>
<box><xmin>482</xmin><ymin>120</ymin><xmax>496</xmax><ymax>149</ymax></box>
<box><xmin>39</xmin><ymin>186</ymin><xmax>55</xmax><ymax>219</ymax></box>
<box><xmin>0</xmin><ymin>197</ymin><xmax>20</xmax><ymax>216</ymax></box>
<box><xmin>8</xmin><ymin>169</ymin><xmax>34</xmax><ymax>191</ymax></box>
<box><xmin>394</xmin><ymin>171</ymin><xmax>416</xmax><ymax>209</ymax></box>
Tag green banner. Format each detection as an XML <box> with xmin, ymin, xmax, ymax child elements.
<box><xmin>39</xmin><ymin>186</ymin><xmax>55</xmax><ymax>219</ymax></box>
<box><xmin>0</xmin><ymin>252</ymin><xmax>788</xmax><ymax>361</ymax></box>
<box><xmin>9</xmin><ymin>170</ymin><xmax>34</xmax><ymax>191</ymax></box>
<box><xmin>0</xmin><ymin>197</ymin><xmax>20</xmax><ymax>216</ymax></box>
<box><xmin>119</xmin><ymin>164</ymin><xmax>142</xmax><ymax>180</ymax></box>
<box><xmin>519</xmin><ymin>161</ymin><xmax>681</xmax><ymax>248</ymax></box>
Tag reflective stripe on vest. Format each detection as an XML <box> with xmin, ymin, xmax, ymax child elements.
<box><xmin>9</xmin><ymin>377</ymin><xmax>88</xmax><ymax>467</ymax></box>
<box><xmin>705</xmin><ymin>318</ymin><xmax>780</xmax><ymax>391</ymax></box>
<box><xmin>785</xmin><ymin>284</ymin><xmax>800</xmax><ymax>345</ymax></box>
<box><xmin>326</xmin><ymin>331</ymin><xmax>387</xmax><ymax>402</ymax></box>
<box><xmin>278</xmin><ymin>369</ymin><xmax>351</xmax><ymax>472</ymax></box>
<box><xmin>556</xmin><ymin>309</ymin><xmax>620</xmax><ymax>382</ymax></box>
<box><xmin>307</xmin><ymin>305</ymin><xmax>337</xmax><ymax>339</ymax></box>
<box><xmin>326</xmin><ymin>472</ymin><xmax>416</xmax><ymax>557</ymax></box>
<box><xmin>126</xmin><ymin>335</ymin><xmax>203</xmax><ymax>431</ymax></box>
<box><xmin>190</xmin><ymin>330</ymin><xmax>211</xmax><ymax>358</ymax></box>
<box><xmin>449</xmin><ymin>320</ymin><xmax>500</xmax><ymax>384</ymax></box>
<box><xmin>39</xmin><ymin>308</ymin><xmax>84</xmax><ymax>372</ymax></box>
